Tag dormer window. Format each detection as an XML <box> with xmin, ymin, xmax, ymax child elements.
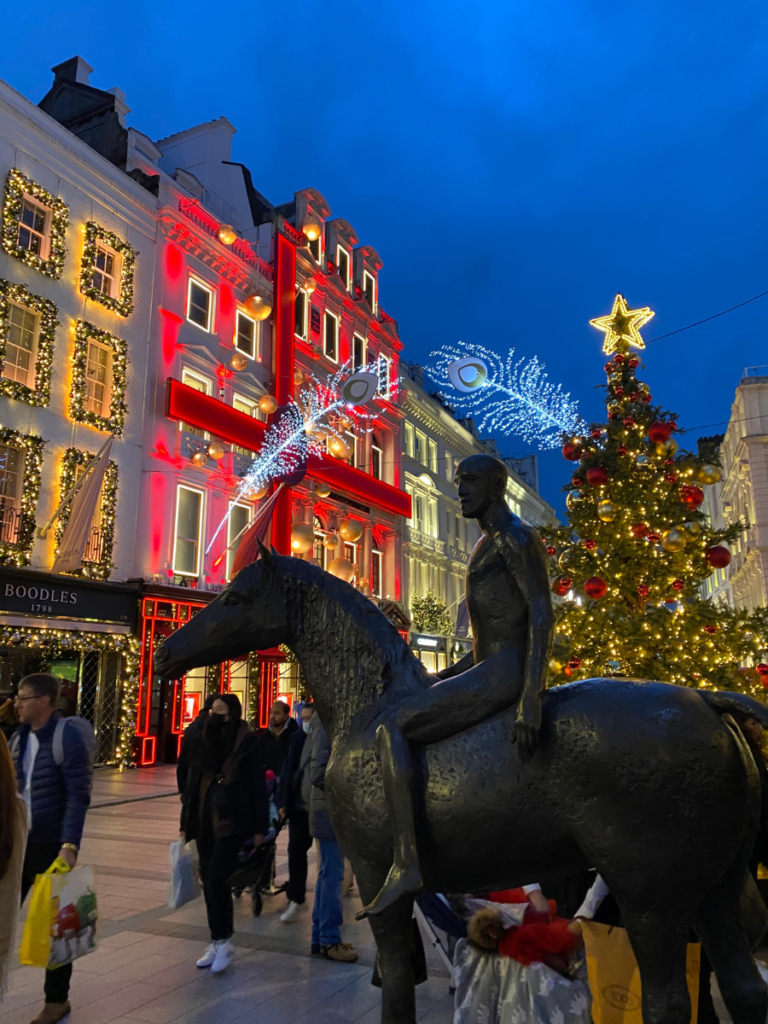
<box><xmin>337</xmin><ymin>246</ymin><xmax>350</xmax><ymax>290</ymax></box>
<box><xmin>363</xmin><ymin>271</ymin><xmax>376</xmax><ymax>312</ymax></box>
<box><xmin>308</xmin><ymin>235</ymin><xmax>321</xmax><ymax>263</ymax></box>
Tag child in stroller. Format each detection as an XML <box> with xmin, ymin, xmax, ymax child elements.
<box><xmin>228</xmin><ymin>769</ymin><xmax>284</xmax><ymax>917</ymax></box>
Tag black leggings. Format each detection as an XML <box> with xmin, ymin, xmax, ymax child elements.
<box><xmin>196</xmin><ymin>833</ymin><xmax>244</xmax><ymax>941</ymax></box>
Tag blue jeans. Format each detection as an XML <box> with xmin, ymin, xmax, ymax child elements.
<box><xmin>311</xmin><ymin>838</ymin><xmax>345</xmax><ymax>947</ymax></box>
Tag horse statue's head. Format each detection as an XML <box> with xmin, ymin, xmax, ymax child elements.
<box><xmin>154</xmin><ymin>546</ymin><xmax>287</xmax><ymax>680</ymax></box>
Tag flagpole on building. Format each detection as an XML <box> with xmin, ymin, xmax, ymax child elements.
<box><xmin>37</xmin><ymin>433</ymin><xmax>115</xmax><ymax>538</ymax></box>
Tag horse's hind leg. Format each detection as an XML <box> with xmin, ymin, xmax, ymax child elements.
<box><xmin>366</xmin><ymin>897</ymin><xmax>416</xmax><ymax>1024</ymax></box>
<box><xmin>694</xmin><ymin>867</ymin><xmax>767</xmax><ymax>1024</ymax></box>
<box><xmin>619</xmin><ymin>906</ymin><xmax>692</xmax><ymax>1024</ymax></box>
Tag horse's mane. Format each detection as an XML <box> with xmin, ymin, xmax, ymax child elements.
<box><xmin>273</xmin><ymin>555</ymin><xmax>429</xmax><ymax>733</ymax></box>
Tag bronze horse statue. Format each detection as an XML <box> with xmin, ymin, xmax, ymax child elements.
<box><xmin>154</xmin><ymin>552</ymin><xmax>768</xmax><ymax>1024</ymax></box>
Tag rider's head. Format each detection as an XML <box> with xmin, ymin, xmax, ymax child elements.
<box><xmin>455</xmin><ymin>455</ymin><xmax>508</xmax><ymax>519</ymax></box>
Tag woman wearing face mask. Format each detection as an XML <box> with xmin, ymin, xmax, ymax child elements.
<box><xmin>180</xmin><ymin>693</ymin><xmax>267</xmax><ymax>973</ymax></box>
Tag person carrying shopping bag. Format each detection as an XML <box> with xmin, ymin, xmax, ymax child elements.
<box><xmin>10</xmin><ymin>673</ymin><xmax>93</xmax><ymax>1024</ymax></box>
<box><xmin>0</xmin><ymin>730</ymin><xmax>28</xmax><ymax>999</ymax></box>
<box><xmin>179</xmin><ymin>694</ymin><xmax>267</xmax><ymax>974</ymax></box>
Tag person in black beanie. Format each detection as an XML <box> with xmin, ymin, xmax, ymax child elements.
<box><xmin>180</xmin><ymin>693</ymin><xmax>267</xmax><ymax>973</ymax></box>
<box><xmin>177</xmin><ymin>692</ymin><xmax>220</xmax><ymax>795</ymax></box>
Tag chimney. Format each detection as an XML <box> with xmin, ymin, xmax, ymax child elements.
<box><xmin>107</xmin><ymin>87</ymin><xmax>131</xmax><ymax>128</ymax></box>
<box><xmin>51</xmin><ymin>56</ymin><xmax>93</xmax><ymax>86</ymax></box>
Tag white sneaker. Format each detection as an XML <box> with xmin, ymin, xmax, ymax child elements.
<box><xmin>279</xmin><ymin>900</ymin><xmax>304</xmax><ymax>923</ymax></box>
<box><xmin>196</xmin><ymin>942</ymin><xmax>219</xmax><ymax>968</ymax></box>
<box><xmin>211</xmin><ymin>940</ymin><xmax>234</xmax><ymax>974</ymax></box>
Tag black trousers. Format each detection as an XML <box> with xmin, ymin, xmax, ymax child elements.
<box><xmin>197</xmin><ymin>833</ymin><xmax>244</xmax><ymax>941</ymax></box>
<box><xmin>285</xmin><ymin>808</ymin><xmax>312</xmax><ymax>904</ymax></box>
<box><xmin>21</xmin><ymin>843</ymin><xmax>72</xmax><ymax>1004</ymax></box>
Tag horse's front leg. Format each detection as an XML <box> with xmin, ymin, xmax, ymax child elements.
<box><xmin>367</xmin><ymin>898</ymin><xmax>416</xmax><ymax>1024</ymax></box>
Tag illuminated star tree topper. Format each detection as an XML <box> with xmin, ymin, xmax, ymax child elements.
<box><xmin>589</xmin><ymin>293</ymin><xmax>655</xmax><ymax>356</ymax></box>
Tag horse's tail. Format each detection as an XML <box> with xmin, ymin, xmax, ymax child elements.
<box><xmin>699</xmin><ymin>689</ymin><xmax>768</xmax><ymax>729</ymax></box>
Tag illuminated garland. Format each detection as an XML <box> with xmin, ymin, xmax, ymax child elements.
<box><xmin>79</xmin><ymin>221</ymin><xmax>136</xmax><ymax>318</ymax></box>
<box><xmin>0</xmin><ymin>428</ymin><xmax>44</xmax><ymax>566</ymax></box>
<box><xmin>2</xmin><ymin>169</ymin><xmax>69</xmax><ymax>279</ymax></box>
<box><xmin>56</xmin><ymin>448</ymin><xmax>118</xmax><ymax>580</ymax></box>
<box><xmin>70</xmin><ymin>321</ymin><xmax>128</xmax><ymax>434</ymax></box>
<box><xmin>0</xmin><ymin>279</ymin><xmax>58</xmax><ymax>406</ymax></box>
<box><xmin>115</xmin><ymin>647</ymin><xmax>140</xmax><ymax>769</ymax></box>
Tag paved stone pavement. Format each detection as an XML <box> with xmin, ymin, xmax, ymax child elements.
<box><xmin>3</xmin><ymin>766</ymin><xmax>455</xmax><ymax>1024</ymax></box>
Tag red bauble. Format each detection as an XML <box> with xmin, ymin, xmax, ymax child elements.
<box><xmin>680</xmin><ymin>485</ymin><xmax>704</xmax><ymax>508</ymax></box>
<box><xmin>756</xmin><ymin>663</ymin><xmax>768</xmax><ymax>677</ymax></box>
<box><xmin>669</xmin><ymin>420</ymin><xmax>678</xmax><ymax>430</ymax></box>
<box><xmin>672</xmin><ymin>579</ymin><xmax>684</xmax><ymax>591</ymax></box>
<box><xmin>615</xmin><ymin>387</ymin><xmax>625</xmax><ymax>397</ymax></box>
<box><xmin>551</xmin><ymin>577</ymin><xmax>572</xmax><ymax>596</ymax></box>
<box><xmin>604</xmin><ymin>362</ymin><xmax>614</xmax><ymax>374</ymax></box>
<box><xmin>641</xmin><ymin>395</ymin><xmax>652</xmax><ymax>403</ymax></box>
<box><xmin>584</xmin><ymin>576</ymin><xmax>608</xmax><ymax>600</ymax></box>
<box><xmin>613</xmin><ymin>354</ymin><xmax>625</xmax><ymax>364</ymax></box>
<box><xmin>571</xmin><ymin>475</ymin><xmax>583</xmax><ymax>486</ymax></box>
<box><xmin>590</xmin><ymin>428</ymin><xmax>603</xmax><ymax>440</ymax></box>
<box><xmin>586</xmin><ymin>465</ymin><xmax>608</xmax><ymax>487</ymax></box>
<box><xmin>705</xmin><ymin>546</ymin><xmax>731</xmax><ymax>568</ymax></box>
<box><xmin>562</xmin><ymin>441</ymin><xmax>583</xmax><ymax>461</ymax></box>
<box><xmin>546</xmin><ymin>546</ymin><xmax>556</xmax><ymax>556</ymax></box>
<box><xmin>637</xmin><ymin>584</ymin><xmax>650</xmax><ymax>597</ymax></box>
<box><xmin>608</xmin><ymin>412</ymin><xmax>619</xmax><ymax>420</ymax></box>
<box><xmin>647</xmin><ymin>531</ymin><xmax>661</xmax><ymax>543</ymax></box>
<box><xmin>584</xmin><ymin>539</ymin><xmax>596</xmax><ymax>550</ymax></box>
<box><xmin>665</xmin><ymin>473</ymin><xmax>678</xmax><ymax>484</ymax></box>
<box><xmin>628</xmin><ymin>358</ymin><xmax>639</xmax><ymax>369</ymax></box>
<box><xmin>664</xmin><ymin>458</ymin><xmax>674</xmax><ymax>466</ymax></box>
<box><xmin>623</xmin><ymin>417</ymin><xmax>635</xmax><ymax>427</ymax></box>
<box><xmin>617</xmin><ymin>445</ymin><xmax>628</xmax><ymax>455</ymax></box>
<box><xmin>568</xmin><ymin>656</ymin><xmax>582</xmax><ymax>670</ymax></box>
<box><xmin>647</xmin><ymin>421</ymin><xmax>672</xmax><ymax>444</ymax></box>
<box><xmin>629</xmin><ymin>393</ymin><xmax>640</xmax><ymax>401</ymax></box>
<box><xmin>631</xmin><ymin>523</ymin><xmax>648</xmax><ymax>538</ymax></box>
<box><xmin>703</xmin><ymin>624</ymin><xmax>718</xmax><ymax>634</ymax></box>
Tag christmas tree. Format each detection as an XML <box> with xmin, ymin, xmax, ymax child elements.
<box><xmin>547</xmin><ymin>294</ymin><xmax>768</xmax><ymax>696</ymax></box>
<box><xmin>411</xmin><ymin>592</ymin><xmax>455</xmax><ymax>636</ymax></box>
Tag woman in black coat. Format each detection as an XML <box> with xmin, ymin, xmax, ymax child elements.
<box><xmin>180</xmin><ymin>693</ymin><xmax>267</xmax><ymax>973</ymax></box>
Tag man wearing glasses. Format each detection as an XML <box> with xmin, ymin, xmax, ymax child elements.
<box><xmin>11</xmin><ymin>674</ymin><xmax>93</xmax><ymax>1024</ymax></box>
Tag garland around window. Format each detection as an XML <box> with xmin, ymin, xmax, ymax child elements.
<box><xmin>2</xmin><ymin>169</ymin><xmax>69</xmax><ymax>279</ymax></box>
<box><xmin>80</xmin><ymin>221</ymin><xmax>136</xmax><ymax>317</ymax></box>
<box><xmin>70</xmin><ymin>321</ymin><xmax>128</xmax><ymax>434</ymax></box>
<box><xmin>0</xmin><ymin>427</ymin><xmax>44</xmax><ymax>566</ymax></box>
<box><xmin>0</xmin><ymin>279</ymin><xmax>57</xmax><ymax>406</ymax></box>
<box><xmin>56</xmin><ymin>448</ymin><xmax>118</xmax><ymax>580</ymax></box>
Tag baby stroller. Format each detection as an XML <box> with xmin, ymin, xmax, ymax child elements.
<box><xmin>414</xmin><ymin>894</ymin><xmax>468</xmax><ymax>994</ymax></box>
<box><xmin>227</xmin><ymin>769</ymin><xmax>284</xmax><ymax>917</ymax></box>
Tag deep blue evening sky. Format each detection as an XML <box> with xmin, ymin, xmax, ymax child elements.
<box><xmin>3</xmin><ymin>1</ymin><xmax>767</xmax><ymax>513</ymax></box>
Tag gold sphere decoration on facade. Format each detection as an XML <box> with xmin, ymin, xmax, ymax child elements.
<box><xmin>339</xmin><ymin>517</ymin><xmax>363</xmax><ymax>543</ymax></box>
<box><xmin>329</xmin><ymin>436</ymin><xmax>352</xmax><ymax>460</ymax></box>
<box><xmin>252</xmin><ymin>484</ymin><xmax>269</xmax><ymax>499</ymax></box>
<box><xmin>337</xmin><ymin>415</ymin><xmax>353</xmax><ymax>431</ymax></box>
<box><xmin>314</xmin><ymin>482</ymin><xmax>331</xmax><ymax>498</ymax></box>
<box><xmin>301</xmin><ymin>217</ymin><xmax>322</xmax><ymax>242</ymax></box>
<box><xmin>294</xmin><ymin>368</ymin><xmax>305</xmax><ymax>385</ymax></box>
<box><xmin>328</xmin><ymin>557</ymin><xmax>355</xmax><ymax>582</ymax></box>
<box><xmin>290</xmin><ymin>522</ymin><xmax>315</xmax><ymax>554</ymax></box>
<box><xmin>597</xmin><ymin>500</ymin><xmax>616</xmax><ymax>522</ymax></box>
<box><xmin>217</xmin><ymin>224</ymin><xmax>237</xmax><ymax>245</ymax></box>
<box><xmin>191</xmin><ymin>451</ymin><xmax>209</xmax><ymax>468</ymax></box>
<box><xmin>207</xmin><ymin>441</ymin><xmax>226</xmax><ymax>460</ymax></box>
<box><xmin>322</xmin><ymin>533</ymin><xmax>339</xmax><ymax>549</ymax></box>
<box><xmin>359</xmin><ymin>577</ymin><xmax>370</xmax><ymax>589</ymax></box>
<box><xmin>244</xmin><ymin>294</ymin><xmax>272</xmax><ymax>320</ymax></box>
<box><xmin>661</xmin><ymin>527</ymin><xmax>687</xmax><ymax>553</ymax></box>
<box><xmin>258</xmin><ymin>394</ymin><xmax>278</xmax><ymax>415</ymax></box>
<box><xmin>230</xmin><ymin>350</ymin><xmax>248</xmax><ymax>371</ymax></box>
<box><xmin>698</xmin><ymin>464</ymin><xmax>722</xmax><ymax>485</ymax></box>
<box><xmin>304</xmin><ymin>278</ymin><xmax>316</xmax><ymax>295</ymax></box>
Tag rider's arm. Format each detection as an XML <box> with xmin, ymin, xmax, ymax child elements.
<box><xmin>435</xmin><ymin>649</ymin><xmax>475</xmax><ymax>680</ymax></box>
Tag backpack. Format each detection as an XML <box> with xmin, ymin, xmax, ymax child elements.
<box><xmin>52</xmin><ymin>716</ymin><xmax>96</xmax><ymax>768</ymax></box>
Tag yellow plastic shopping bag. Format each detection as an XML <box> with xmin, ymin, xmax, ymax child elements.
<box><xmin>581</xmin><ymin>921</ymin><xmax>700</xmax><ymax>1024</ymax></box>
<box><xmin>20</xmin><ymin>858</ymin><xmax>98</xmax><ymax>969</ymax></box>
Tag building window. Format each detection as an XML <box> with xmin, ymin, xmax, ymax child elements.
<box><xmin>181</xmin><ymin>369</ymin><xmax>212</xmax><ymax>438</ymax></box>
<box><xmin>84</xmin><ymin>339</ymin><xmax>112</xmax><ymax>418</ymax></box>
<box><xmin>187</xmin><ymin>279</ymin><xmax>213</xmax><ymax>331</ymax></box>
<box><xmin>0</xmin><ymin>281</ymin><xmax>57</xmax><ymax>407</ymax></box>
<box><xmin>324</xmin><ymin>311</ymin><xmax>338</xmax><ymax>362</ymax></box>
<box><xmin>313</xmin><ymin>515</ymin><xmax>326</xmax><ymax>570</ymax></box>
<box><xmin>363</xmin><ymin>271</ymin><xmax>376</xmax><ymax>312</ymax></box>
<box><xmin>428</xmin><ymin>498</ymin><xmax>438</xmax><ymax>538</ymax></box>
<box><xmin>445</xmin><ymin>453</ymin><xmax>454</xmax><ymax>482</ymax></box>
<box><xmin>79</xmin><ymin>222</ymin><xmax>136</xmax><ymax>317</ymax></box>
<box><xmin>428</xmin><ymin>439</ymin><xmax>438</xmax><ymax>474</ymax></box>
<box><xmin>57</xmin><ymin>447</ymin><xmax>118</xmax><ymax>579</ymax></box>
<box><xmin>2</xmin><ymin>169</ymin><xmax>69</xmax><ymax>279</ymax></box>
<box><xmin>344</xmin><ymin>541</ymin><xmax>357</xmax><ymax>575</ymax></box>
<box><xmin>227</xmin><ymin>502</ymin><xmax>251</xmax><ymax>579</ymax></box>
<box><xmin>295</xmin><ymin>289</ymin><xmax>307</xmax><ymax>340</ymax></box>
<box><xmin>404</xmin><ymin>423</ymin><xmax>414</xmax><ymax>458</ymax></box>
<box><xmin>414</xmin><ymin>493</ymin><xmax>425</xmax><ymax>533</ymax></box>
<box><xmin>414</xmin><ymin>430</ymin><xmax>426</xmax><ymax>464</ymax></box>
<box><xmin>4</xmin><ymin>303</ymin><xmax>37</xmax><ymax>388</ymax></box>
<box><xmin>372</xmin><ymin>441</ymin><xmax>383</xmax><ymax>480</ymax></box>
<box><xmin>0</xmin><ymin>444</ymin><xmax>22</xmax><ymax>546</ymax></box>
<box><xmin>337</xmin><ymin>246</ymin><xmax>350</xmax><ymax>290</ymax></box>
<box><xmin>70</xmin><ymin>321</ymin><xmax>128</xmax><ymax>434</ymax></box>
<box><xmin>91</xmin><ymin>244</ymin><xmax>117</xmax><ymax>297</ymax></box>
<box><xmin>236</xmin><ymin>310</ymin><xmax>256</xmax><ymax>358</ymax></box>
<box><xmin>372</xmin><ymin>548</ymin><xmax>383</xmax><ymax>597</ymax></box>
<box><xmin>173</xmin><ymin>485</ymin><xmax>203</xmax><ymax>576</ymax></box>
<box><xmin>353</xmin><ymin>333</ymin><xmax>366</xmax><ymax>370</ymax></box>
<box><xmin>232</xmin><ymin>394</ymin><xmax>264</xmax><ymax>453</ymax></box>
<box><xmin>0</xmin><ymin>429</ymin><xmax>43</xmax><ymax>564</ymax></box>
<box><xmin>377</xmin><ymin>355</ymin><xmax>391</xmax><ymax>398</ymax></box>
<box><xmin>308</xmin><ymin>235</ymin><xmax>321</xmax><ymax>263</ymax></box>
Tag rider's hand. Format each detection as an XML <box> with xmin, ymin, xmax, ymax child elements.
<box><xmin>515</xmin><ymin>695</ymin><xmax>542</xmax><ymax>762</ymax></box>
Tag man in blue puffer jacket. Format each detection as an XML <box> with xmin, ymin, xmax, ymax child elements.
<box><xmin>11</xmin><ymin>673</ymin><xmax>93</xmax><ymax>1024</ymax></box>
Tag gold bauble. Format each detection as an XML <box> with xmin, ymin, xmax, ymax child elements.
<box><xmin>290</xmin><ymin>522</ymin><xmax>314</xmax><ymax>554</ymax></box>
<box><xmin>230</xmin><ymin>350</ymin><xmax>248</xmax><ymax>371</ymax></box>
<box><xmin>217</xmin><ymin>224</ymin><xmax>237</xmax><ymax>245</ymax></box>
<box><xmin>679</xmin><ymin>520</ymin><xmax>701</xmax><ymax>541</ymax></box>
<box><xmin>337</xmin><ymin>415</ymin><xmax>353</xmax><ymax>431</ymax></box>
<box><xmin>661</xmin><ymin>527</ymin><xmax>687</xmax><ymax>553</ymax></box>
<box><xmin>359</xmin><ymin>576</ymin><xmax>370</xmax><ymax>589</ymax></box>
<box><xmin>655</xmin><ymin>438</ymin><xmax>678</xmax><ymax>458</ymax></box>
<box><xmin>548</xmin><ymin>658</ymin><xmax>563</xmax><ymax>674</ymax></box>
<box><xmin>301</xmin><ymin>217</ymin><xmax>322</xmax><ymax>242</ymax></box>
<box><xmin>207</xmin><ymin>441</ymin><xmax>226</xmax><ymax>460</ymax></box>
<box><xmin>328</xmin><ymin>557</ymin><xmax>355</xmax><ymax>582</ymax></box>
<box><xmin>329</xmin><ymin>436</ymin><xmax>352</xmax><ymax>459</ymax></box>
<box><xmin>191</xmin><ymin>451</ymin><xmax>208</xmax><ymax>467</ymax></box>
<box><xmin>244</xmin><ymin>294</ymin><xmax>272</xmax><ymax>320</ymax></box>
<box><xmin>303</xmin><ymin>278</ymin><xmax>317</xmax><ymax>295</ymax></box>
<box><xmin>322</xmin><ymin>534</ymin><xmax>339</xmax><ymax>549</ymax></box>
<box><xmin>597</xmin><ymin>500</ymin><xmax>616</xmax><ymax>522</ymax></box>
<box><xmin>698</xmin><ymin>464</ymin><xmax>722</xmax><ymax>485</ymax></box>
<box><xmin>339</xmin><ymin>517</ymin><xmax>363</xmax><ymax>543</ymax></box>
<box><xmin>252</xmin><ymin>483</ymin><xmax>269</xmax><ymax>499</ymax></box>
<box><xmin>294</xmin><ymin>368</ymin><xmax>305</xmax><ymax>385</ymax></box>
<box><xmin>314</xmin><ymin>482</ymin><xmax>331</xmax><ymax>498</ymax></box>
<box><xmin>259</xmin><ymin>394</ymin><xmax>278</xmax><ymax>415</ymax></box>
<box><xmin>565</xmin><ymin>490</ymin><xmax>583</xmax><ymax>510</ymax></box>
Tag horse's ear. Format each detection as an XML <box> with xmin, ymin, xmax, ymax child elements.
<box><xmin>256</xmin><ymin>538</ymin><xmax>272</xmax><ymax>565</ymax></box>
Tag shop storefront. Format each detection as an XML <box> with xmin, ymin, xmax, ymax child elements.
<box><xmin>0</xmin><ymin>566</ymin><xmax>139</xmax><ymax>766</ymax></box>
<box><xmin>409</xmin><ymin>632</ymin><xmax>472</xmax><ymax>674</ymax></box>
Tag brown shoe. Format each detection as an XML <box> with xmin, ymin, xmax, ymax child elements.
<box><xmin>31</xmin><ymin>1002</ymin><xmax>71</xmax><ymax>1024</ymax></box>
<box><xmin>321</xmin><ymin>942</ymin><xmax>359</xmax><ymax>963</ymax></box>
